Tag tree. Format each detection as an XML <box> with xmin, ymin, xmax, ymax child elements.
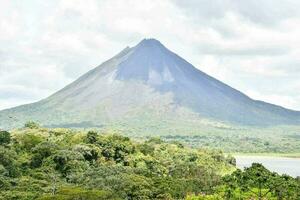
<box><xmin>73</xmin><ymin>144</ymin><xmax>99</xmax><ymax>162</ymax></box>
<box><xmin>222</xmin><ymin>174</ymin><xmax>238</xmax><ymax>200</ymax></box>
<box><xmin>271</xmin><ymin>174</ymin><xmax>300</xmax><ymax>200</ymax></box>
<box><xmin>222</xmin><ymin>163</ymin><xmax>300</xmax><ymax>200</ymax></box>
<box><xmin>52</xmin><ymin>150</ymin><xmax>89</xmax><ymax>178</ymax></box>
<box><xmin>86</xmin><ymin>131</ymin><xmax>98</xmax><ymax>144</ymax></box>
<box><xmin>16</xmin><ymin>133</ymin><xmax>43</xmax><ymax>151</ymax></box>
<box><xmin>242</xmin><ymin>163</ymin><xmax>275</xmax><ymax>199</ymax></box>
<box><xmin>24</xmin><ymin>121</ymin><xmax>40</xmax><ymax>129</ymax></box>
<box><xmin>0</xmin><ymin>130</ymin><xmax>10</xmax><ymax>145</ymax></box>
<box><xmin>97</xmin><ymin>134</ymin><xmax>135</xmax><ymax>163</ymax></box>
<box><xmin>31</xmin><ymin>142</ymin><xmax>58</xmax><ymax>168</ymax></box>
<box><xmin>0</xmin><ymin>147</ymin><xmax>19</xmax><ymax>177</ymax></box>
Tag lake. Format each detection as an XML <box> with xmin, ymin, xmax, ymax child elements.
<box><xmin>235</xmin><ymin>155</ymin><xmax>300</xmax><ymax>177</ymax></box>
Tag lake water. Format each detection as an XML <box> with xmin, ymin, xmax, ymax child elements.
<box><xmin>235</xmin><ymin>156</ymin><xmax>300</xmax><ymax>177</ymax></box>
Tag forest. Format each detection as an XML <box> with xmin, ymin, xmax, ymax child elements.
<box><xmin>0</xmin><ymin>122</ymin><xmax>299</xmax><ymax>199</ymax></box>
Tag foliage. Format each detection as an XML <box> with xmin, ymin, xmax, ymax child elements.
<box><xmin>1</xmin><ymin>125</ymin><xmax>299</xmax><ymax>199</ymax></box>
<box><xmin>189</xmin><ymin>163</ymin><xmax>300</xmax><ymax>199</ymax></box>
<box><xmin>37</xmin><ymin>187</ymin><xmax>120</xmax><ymax>200</ymax></box>
<box><xmin>24</xmin><ymin>121</ymin><xmax>40</xmax><ymax>129</ymax></box>
<box><xmin>0</xmin><ymin>130</ymin><xmax>11</xmax><ymax>145</ymax></box>
<box><xmin>206</xmin><ymin>163</ymin><xmax>299</xmax><ymax>200</ymax></box>
<box><xmin>86</xmin><ymin>130</ymin><xmax>98</xmax><ymax>144</ymax></box>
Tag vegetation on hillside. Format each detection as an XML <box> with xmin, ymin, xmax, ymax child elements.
<box><xmin>0</xmin><ymin>123</ymin><xmax>299</xmax><ymax>199</ymax></box>
<box><xmin>94</xmin><ymin>122</ymin><xmax>300</xmax><ymax>153</ymax></box>
<box><xmin>160</xmin><ymin>127</ymin><xmax>300</xmax><ymax>153</ymax></box>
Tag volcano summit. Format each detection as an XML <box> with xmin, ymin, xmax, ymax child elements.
<box><xmin>1</xmin><ymin>39</ymin><xmax>300</xmax><ymax>130</ymax></box>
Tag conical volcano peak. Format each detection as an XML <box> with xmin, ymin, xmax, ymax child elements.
<box><xmin>138</xmin><ymin>38</ymin><xmax>163</xmax><ymax>46</ymax></box>
<box><xmin>114</xmin><ymin>38</ymin><xmax>180</xmax><ymax>82</ymax></box>
<box><xmin>135</xmin><ymin>38</ymin><xmax>166</xmax><ymax>51</ymax></box>
<box><xmin>1</xmin><ymin>38</ymin><xmax>300</xmax><ymax>131</ymax></box>
<box><xmin>114</xmin><ymin>38</ymin><xmax>203</xmax><ymax>85</ymax></box>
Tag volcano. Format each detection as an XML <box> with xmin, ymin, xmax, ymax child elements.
<box><xmin>1</xmin><ymin>39</ymin><xmax>300</xmax><ymax>130</ymax></box>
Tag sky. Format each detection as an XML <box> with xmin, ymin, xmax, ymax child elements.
<box><xmin>0</xmin><ymin>0</ymin><xmax>300</xmax><ymax>110</ymax></box>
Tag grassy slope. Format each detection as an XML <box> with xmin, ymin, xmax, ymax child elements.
<box><xmin>2</xmin><ymin>105</ymin><xmax>300</xmax><ymax>154</ymax></box>
<box><xmin>98</xmin><ymin>117</ymin><xmax>300</xmax><ymax>154</ymax></box>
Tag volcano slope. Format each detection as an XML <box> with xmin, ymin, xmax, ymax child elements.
<box><xmin>0</xmin><ymin>39</ymin><xmax>300</xmax><ymax>152</ymax></box>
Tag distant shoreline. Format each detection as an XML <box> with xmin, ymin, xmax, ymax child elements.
<box><xmin>230</xmin><ymin>152</ymin><xmax>300</xmax><ymax>158</ymax></box>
